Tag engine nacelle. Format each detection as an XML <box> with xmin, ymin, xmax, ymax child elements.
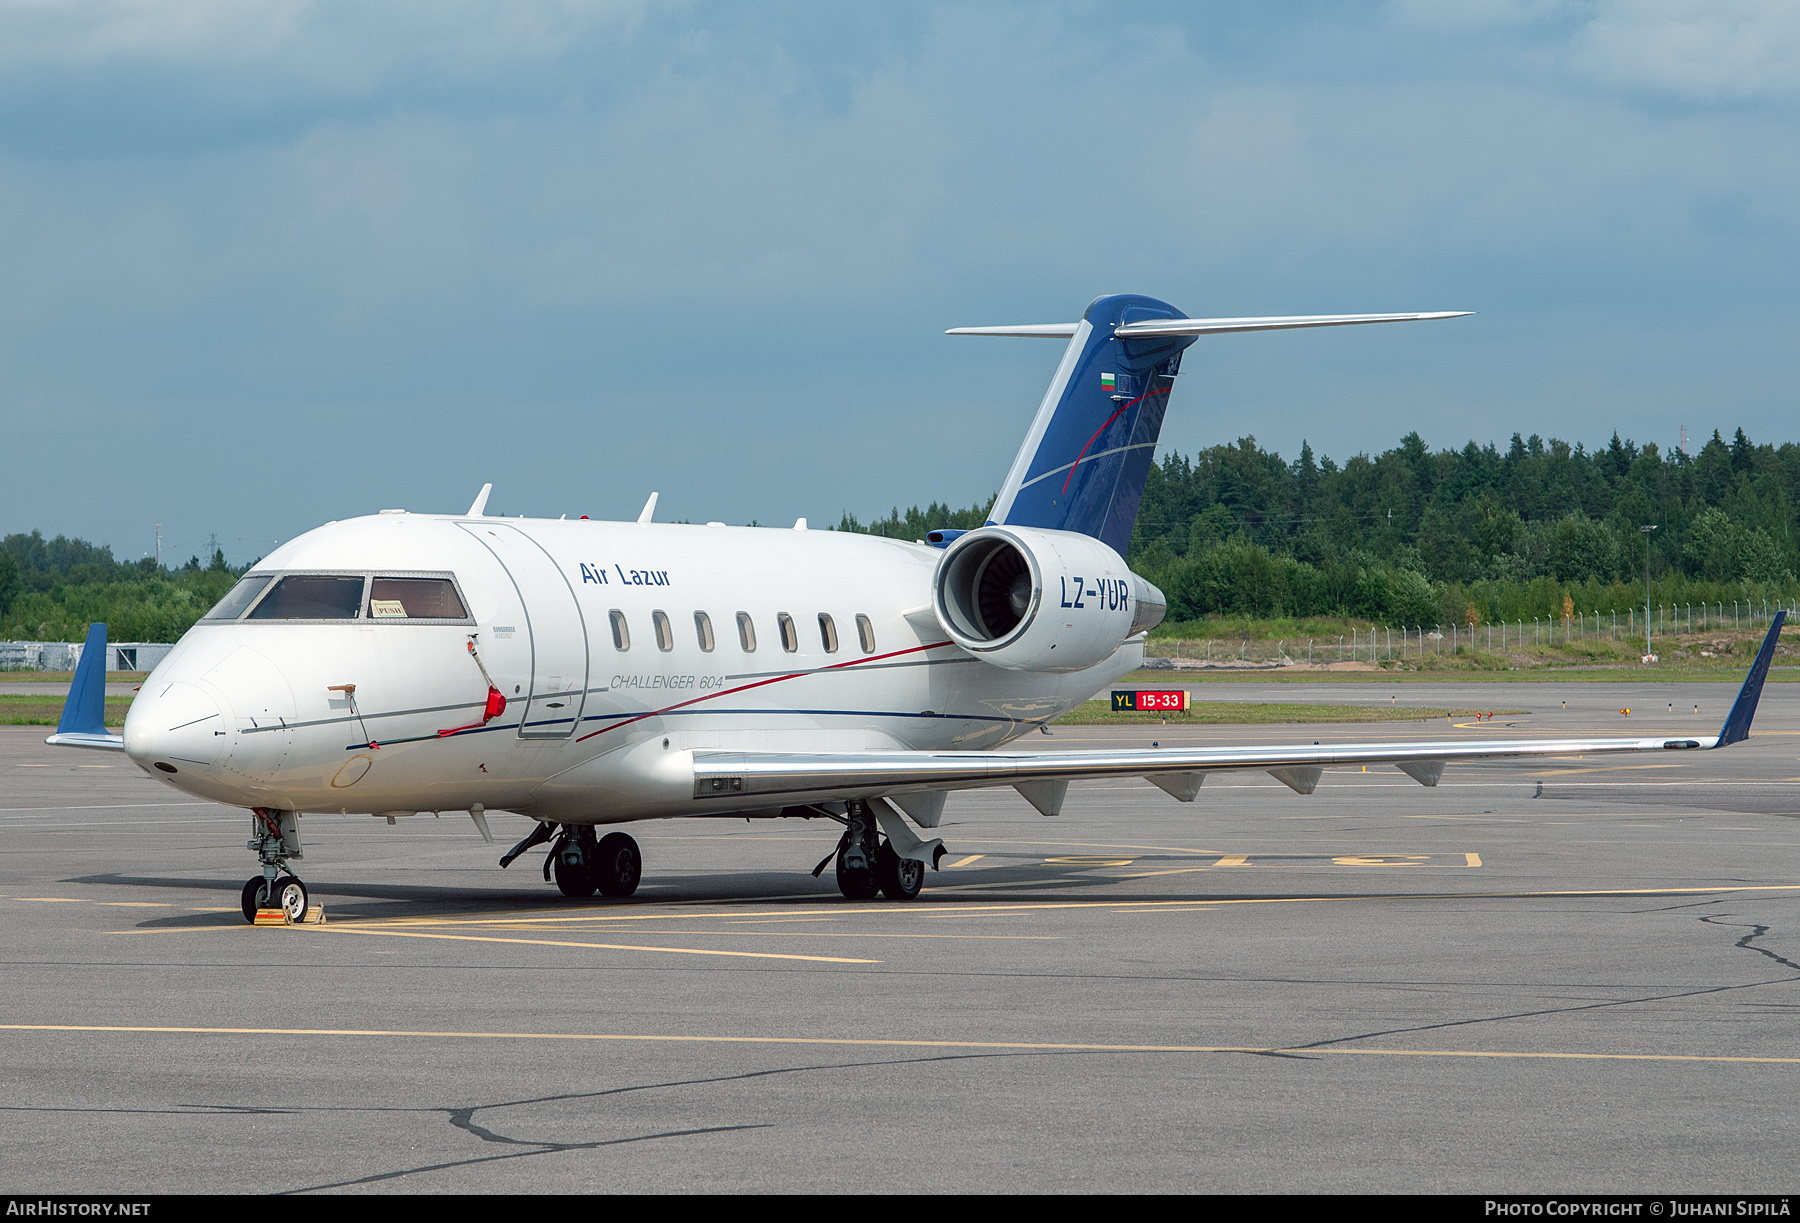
<box><xmin>932</xmin><ymin>526</ymin><xmax>1166</xmax><ymax>672</ymax></box>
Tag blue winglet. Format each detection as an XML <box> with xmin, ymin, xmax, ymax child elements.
<box><xmin>56</xmin><ymin>622</ymin><xmax>110</xmax><ymax>737</ymax></box>
<box><xmin>1717</xmin><ymin>610</ymin><xmax>1786</xmax><ymax>747</ymax></box>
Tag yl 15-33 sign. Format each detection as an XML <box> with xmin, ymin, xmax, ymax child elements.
<box><xmin>1112</xmin><ymin>690</ymin><xmax>1189</xmax><ymax>712</ymax></box>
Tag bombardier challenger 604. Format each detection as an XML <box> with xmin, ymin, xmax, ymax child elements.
<box><xmin>46</xmin><ymin>294</ymin><xmax>1786</xmax><ymax>921</ymax></box>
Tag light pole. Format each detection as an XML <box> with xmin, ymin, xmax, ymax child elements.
<box><xmin>1641</xmin><ymin>524</ymin><xmax>1657</xmax><ymax>659</ymax></box>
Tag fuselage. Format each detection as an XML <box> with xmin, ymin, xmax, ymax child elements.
<box><xmin>121</xmin><ymin>512</ymin><xmax>1141</xmax><ymax>825</ymax></box>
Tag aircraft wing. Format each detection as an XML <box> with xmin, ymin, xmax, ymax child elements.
<box><xmin>693</xmin><ymin>612</ymin><xmax>1785</xmax><ymax>815</ymax></box>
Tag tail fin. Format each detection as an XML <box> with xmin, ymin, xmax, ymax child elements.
<box><xmin>58</xmin><ymin>622</ymin><xmax>109</xmax><ymax>736</ymax></box>
<box><xmin>977</xmin><ymin>294</ymin><xmax>1189</xmax><ymax>555</ymax></box>
<box><xmin>45</xmin><ymin>622</ymin><xmax>124</xmax><ymax>751</ymax></box>
<box><xmin>958</xmin><ymin>296</ymin><xmax>1472</xmax><ymax>555</ymax></box>
<box><xmin>1717</xmin><ymin>609</ymin><xmax>1786</xmax><ymax>747</ymax></box>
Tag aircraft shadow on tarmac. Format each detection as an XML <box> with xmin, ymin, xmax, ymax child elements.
<box><xmin>59</xmin><ymin>858</ymin><xmax>1487</xmax><ymax>925</ymax></box>
<box><xmin>1534</xmin><ymin>782</ymin><xmax>1800</xmax><ymax>816</ymax></box>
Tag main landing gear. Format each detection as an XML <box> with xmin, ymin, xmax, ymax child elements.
<box><xmin>240</xmin><ymin>807</ymin><xmax>309</xmax><ymax>923</ymax></box>
<box><xmin>499</xmin><ymin>822</ymin><xmax>642</xmax><ymax>900</ymax></box>
<box><xmin>816</xmin><ymin>799</ymin><xmax>928</xmax><ymax>901</ymax></box>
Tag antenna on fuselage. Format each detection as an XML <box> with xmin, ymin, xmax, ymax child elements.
<box><xmin>467</xmin><ymin>483</ymin><xmax>492</xmax><ymax>517</ymax></box>
<box><xmin>638</xmin><ymin>492</ymin><xmax>659</xmax><ymax>524</ymax></box>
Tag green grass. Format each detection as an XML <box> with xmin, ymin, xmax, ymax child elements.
<box><xmin>1054</xmin><ymin>700</ymin><xmax>1527</xmax><ymax>726</ymax></box>
<box><xmin>0</xmin><ymin>694</ymin><xmax>133</xmax><ymax>726</ymax></box>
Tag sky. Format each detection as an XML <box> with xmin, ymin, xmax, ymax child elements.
<box><xmin>0</xmin><ymin>0</ymin><xmax>1795</xmax><ymax>565</ymax></box>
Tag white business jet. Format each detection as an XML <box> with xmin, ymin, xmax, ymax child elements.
<box><xmin>47</xmin><ymin>294</ymin><xmax>1785</xmax><ymax>922</ymax></box>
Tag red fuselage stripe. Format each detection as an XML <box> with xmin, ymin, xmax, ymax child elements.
<box><xmin>572</xmin><ymin>639</ymin><xmax>957</xmax><ymax>743</ymax></box>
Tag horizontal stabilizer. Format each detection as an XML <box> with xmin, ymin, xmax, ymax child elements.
<box><xmin>945</xmin><ymin>323</ymin><xmax>1081</xmax><ymax>338</ymax></box>
<box><xmin>1114</xmin><ymin>311</ymin><xmax>1471</xmax><ymax>337</ymax></box>
<box><xmin>949</xmin><ymin>312</ymin><xmax>1470</xmax><ymax>339</ymax></box>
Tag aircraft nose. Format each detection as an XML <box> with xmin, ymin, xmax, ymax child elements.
<box><xmin>124</xmin><ymin>680</ymin><xmax>227</xmax><ymax>774</ymax></box>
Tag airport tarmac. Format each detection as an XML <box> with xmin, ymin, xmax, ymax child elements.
<box><xmin>3</xmin><ymin>679</ymin><xmax>1798</xmax><ymax>1193</ymax></box>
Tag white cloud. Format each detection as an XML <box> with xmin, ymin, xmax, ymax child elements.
<box><xmin>0</xmin><ymin>0</ymin><xmax>645</xmax><ymax>87</ymax></box>
<box><xmin>1570</xmin><ymin>0</ymin><xmax>1800</xmax><ymax>101</ymax></box>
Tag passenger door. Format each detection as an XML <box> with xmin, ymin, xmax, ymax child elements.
<box><xmin>461</xmin><ymin>523</ymin><xmax>590</xmax><ymax>739</ymax></box>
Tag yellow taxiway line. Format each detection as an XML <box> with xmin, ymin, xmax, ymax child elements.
<box><xmin>322</xmin><ymin>925</ymin><xmax>879</xmax><ymax>964</ymax></box>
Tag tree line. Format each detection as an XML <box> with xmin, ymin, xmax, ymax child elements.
<box><xmin>7</xmin><ymin>426</ymin><xmax>1793</xmax><ymax>645</ymax></box>
<box><xmin>839</xmin><ymin>427</ymin><xmax>1800</xmax><ymax>628</ymax></box>
<box><xmin>0</xmin><ymin>531</ymin><xmax>244</xmax><ymax>644</ymax></box>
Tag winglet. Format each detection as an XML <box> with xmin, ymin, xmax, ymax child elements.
<box><xmin>55</xmin><ymin>623</ymin><xmax>109</xmax><ymax>737</ymax></box>
<box><xmin>467</xmin><ymin>483</ymin><xmax>492</xmax><ymax>517</ymax></box>
<box><xmin>1717</xmin><ymin>610</ymin><xmax>1786</xmax><ymax>747</ymax></box>
<box><xmin>637</xmin><ymin>492</ymin><xmax>658</xmax><ymax>524</ymax></box>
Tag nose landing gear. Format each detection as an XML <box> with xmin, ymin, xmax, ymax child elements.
<box><xmin>240</xmin><ymin>873</ymin><xmax>308</xmax><ymax>923</ymax></box>
<box><xmin>240</xmin><ymin>807</ymin><xmax>309</xmax><ymax>923</ymax></box>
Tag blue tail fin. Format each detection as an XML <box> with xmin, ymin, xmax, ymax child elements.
<box><xmin>57</xmin><ymin>622</ymin><xmax>110</xmax><ymax>737</ymax></box>
<box><xmin>985</xmin><ymin>294</ymin><xmax>1195</xmax><ymax>555</ymax></box>
<box><xmin>1717</xmin><ymin>610</ymin><xmax>1785</xmax><ymax>746</ymax></box>
<box><xmin>963</xmin><ymin>296</ymin><xmax>1473</xmax><ymax>554</ymax></box>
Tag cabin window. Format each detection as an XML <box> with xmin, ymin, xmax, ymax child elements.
<box><xmin>247</xmin><ymin>575</ymin><xmax>365</xmax><ymax>620</ymax></box>
<box><xmin>856</xmin><ymin>614</ymin><xmax>876</xmax><ymax>654</ymax></box>
<box><xmin>609</xmin><ymin>609</ymin><xmax>630</xmax><ymax>651</ymax></box>
<box><xmin>652</xmin><ymin>610</ymin><xmax>674</xmax><ymax>652</ymax></box>
<box><xmin>736</xmin><ymin>612</ymin><xmax>757</xmax><ymax>653</ymax></box>
<box><xmin>818</xmin><ymin>613</ymin><xmax>838</xmax><ymax>653</ymax></box>
<box><xmin>204</xmin><ymin>574</ymin><xmax>273</xmax><ymax>620</ymax></box>
<box><xmin>695</xmin><ymin>612</ymin><xmax>715</xmax><ymax>652</ymax></box>
<box><xmin>777</xmin><ymin>613</ymin><xmax>798</xmax><ymax>653</ymax></box>
<box><xmin>367</xmin><ymin>577</ymin><xmax>467</xmax><ymax>620</ymax></box>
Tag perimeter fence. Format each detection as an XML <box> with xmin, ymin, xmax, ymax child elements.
<box><xmin>1142</xmin><ymin>598</ymin><xmax>1798</xmax><ymax>666</ymax></box>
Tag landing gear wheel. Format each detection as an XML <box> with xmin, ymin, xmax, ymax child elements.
<box><xmin>876</xmin><ymin>842</ymin><xmax>924</xmax><ymax>901</ymax></box>
<box><xmin>835</xmin><ymin>850</ymin><xmax>879</xmax><ymax>901</ymax></box>
<box><xmin>273</xmin><ymin>875</ymin><xmax>308</xmax><ymax>923</ymax></box>
<box><xmin>240</xmin><ymin>876</ymin><xmax>270</xmax><ymax>923</ymax></box>
<box><xmin>553</xmin><ymin>845</ymin><xmax>595</xmax><ymax>898</ymax></box>
<box><xmin>593</xmin><ymin>833</ymin><xmax>642</xmax><ymax>898</ymax></box>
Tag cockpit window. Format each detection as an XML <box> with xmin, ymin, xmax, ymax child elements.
<box><xmin>247</xmin><ymin>575</ymin><xmax>366</xmax><ymax>620</ymax></box>
<box><xmin>203</xmin><ymin>575</ymin><xmax>274</xmax><ymax>620</ymax></box>
<box><xmin>368</xmin><ymin>577</ymin><xmax>467</xmax><ymax>620</ymax></box>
